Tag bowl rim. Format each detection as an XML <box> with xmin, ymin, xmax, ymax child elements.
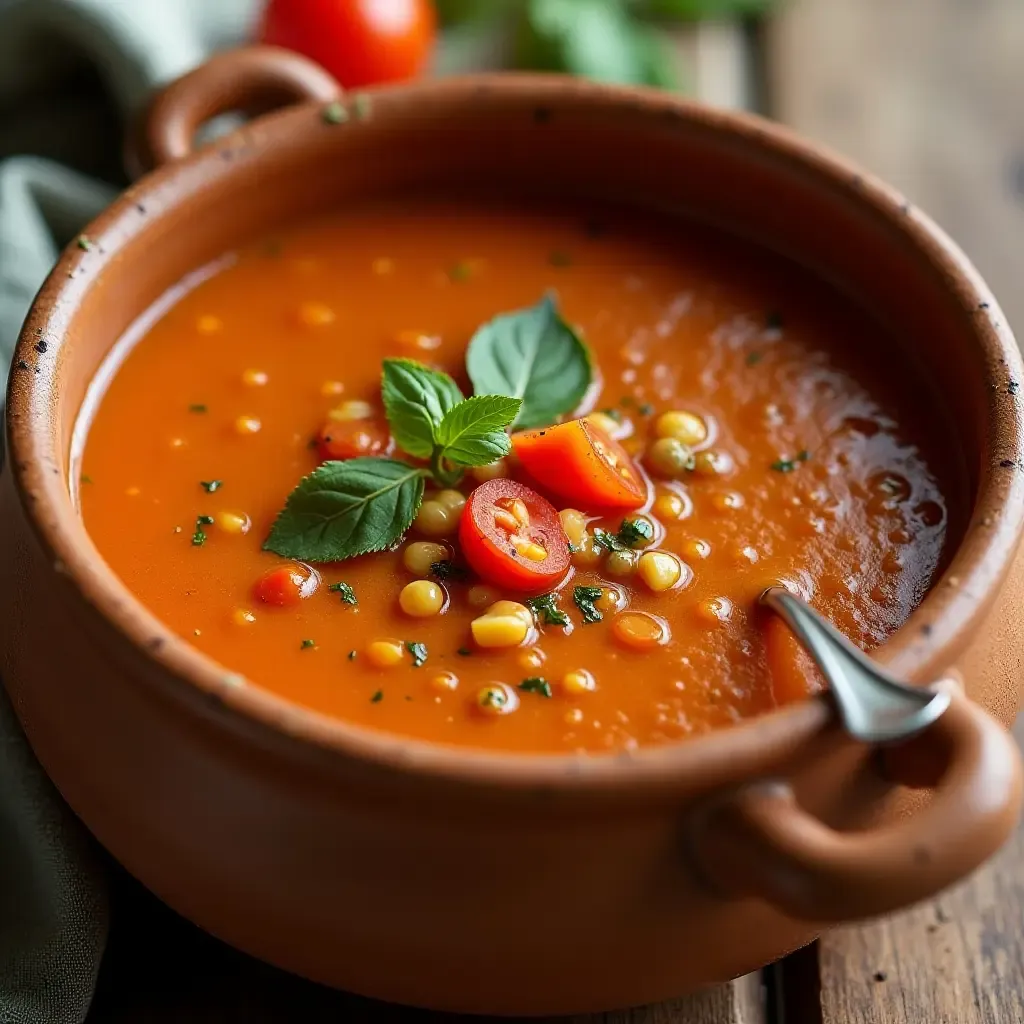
<box><xmin>7</xmin><ymin>73</ymin><xmax>1024</xmax><ymax>792</ymax></box>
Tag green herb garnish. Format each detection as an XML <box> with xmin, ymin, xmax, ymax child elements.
<box><xmin>519</xmin><ymin>677</ymin><xmax>553</xmax><ymax>698</ymax></box>
<box><xmin>328</xmin><ymin>582</ymin><xmax>358</xmax><ymax>605</ymax></box>
<box><xmin>617</xmin><ymin>517</ymin><xmax>653</xmax><ymax>547</ymax></box>
<box><xmin>466</xmin><ymin>294</ymin><xmax>592</xmax><ymax>430</ymax></box>
<box><xmin>594</xmin><ymin>518</ymin><xmax>653</xmax><ymax>552</ymax></box>
<box><xmin>549</xmin><ymin>250</ymin><xmax>572</xmax><ymax>267</ymax></box>
<box><xmin>77</xmin><ymin>235</ymin><xmax>94</xmax><ymax>251</ymax></box>
<box><xmin>188</xmin><ymin>403</ymin><xmax>208</xmax><ymax>413</ymax></box>
<box><xmin>526</xmin><ymin>592</ymin><xmax>571</xmax><ymax>627</ymax></box>
<box><xmin>321</xmin><ymin>101</ymin><xmax>348</xmax><ymax>124</ymax></box>
<box><xmin>449</xmin><ymin>261</ymin><xmax>472</xmax><ymax>282</ymax></box>
<box><xmin>600</xmin><ymin>407</ymin><xmax>623</xmax><ymax>422</ymax></box>
<box><xmin>431</xmin><ymin>560</ymin><xmax>468</xmax><ymax>582</ymax></box>
<box><xmin>637</xmin><ymin>402</ymin><xmax>654</xmax><ymax>416</ymax></box>
<box><xmin>192</xmin><ymin>514</ymin><xmax>214</xmax><ymax>547</ymax></box>
<box><xmin>770</xmin><ymin>451</ymin><xmax>810</xmax><ymax>473</ymax></box>
<box><xmin>264</xmin><ymin>358</ymin><xmax>521</xmax><ymax>562</ymax></box>
<box><xmin>406</xmin><ymin>641</ymin><xmax>428</xmax><ymax>667</ymax></box>
<box><xmin>301</xmin><ymin>639</ymin><xmax>316</xmax><ymax>649</ymax></box>
<box><xmin>593</xmin><ymin>528</ymin><xmax>626</xmax><ymax>553</ymax></box>
<box><xmin>353</xmin><ymin>92</ymin><xmax>372</xmax><ymax>120</ymax></box>
<box><xmin>200</xmin><ymin>480</ymin><xmax>222</xmax><ymax>493</ymax></box>
<box><xmin>80</xmin><ymin>474</ymin><xmax>93</xmax><ymax>485</ymax></box>
<box><xmin>370</xmin><ymin>689</ymin><xmax>383</xmax><ymax>703</ymax></box>
<box><xmin>573</xmin><ymin>585</ymin><xmax>604</xmax><ymax>624</ymax></box>
<box><xmin>770</xmin><ymin>450</ymin><xmax>811</xmax><ymax>473</ymax></box>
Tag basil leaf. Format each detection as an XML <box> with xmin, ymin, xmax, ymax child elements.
<box><xmin>381</xmin><ymin>359</ymin><xmax>463</xmax><ymax>459</ymax></box>
<box><xmin>466</xmin><ymin>295</ymin><xmax>592</xmax><ymax>429</ymax></box>
<box><xmin>641</xmin><ymin>0</ymin><xmax>773</xmax><ymax>19</ymax></box>
<box><xmin>515</xmin><ymin>0</ymin><xmax>678</xmax><ymax>89</ymax></box>
<box><xmin>264</xmin><ymin>458</ymin><xmax>425</xmax><ymax>562</ymax></box>
<box><xmin>436</xmin><ymin>394</ymin><xmax>521</xmax><ymax>466</ymax></box>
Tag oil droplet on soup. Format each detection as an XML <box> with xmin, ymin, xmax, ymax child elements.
<box><xmin>78</xmin><ymin>200</ymin><xmax>958</xmax><ymax>754</ymax></box>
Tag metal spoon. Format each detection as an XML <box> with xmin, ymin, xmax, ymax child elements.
<box><xmin>759</xmin><ymin>586</ymin><xmax>951</xmax><ymax>744</ymax></box>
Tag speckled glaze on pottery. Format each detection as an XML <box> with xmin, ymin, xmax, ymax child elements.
<box><xmin>3</xmin><ymin>48</ymin><xmax>1024</xmax><ymax>1016</ymax></box>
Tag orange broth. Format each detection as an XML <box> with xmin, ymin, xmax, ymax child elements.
<box><xmin>78</xmin><ymin>200</ymin><xmax>956</xmax><ymax>754</ymax></box>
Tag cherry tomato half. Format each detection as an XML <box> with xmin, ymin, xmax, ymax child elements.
<box><xmin>254</xmin><ymin>562</ymin><xmax>321</xmax><ymax>606</ymax></box>
<box><xmin>512</xmin><ymin>419</ymin><xmax>647</xmax><ymax>510</ymax></box>
<box><xmin>459</xmin><ymin>479</ymin><xmax>570</xmax><ymax>592</ymax></box>
<box><xmin>316</xmin><ymin>418</ymin><xmax>393</xmax><ymax>461</ymax></box>
<box><xmin>259</xmin><ymin>0</ymin><xmax>436</xmax><ymax>89</ymax></box>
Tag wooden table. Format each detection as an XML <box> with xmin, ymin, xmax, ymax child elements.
<box><xmin>85</xmin><ymin>1</ymin><xmax>1024</xmax><ymax>1019</ymax></box>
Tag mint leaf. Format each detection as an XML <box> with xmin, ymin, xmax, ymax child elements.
<box><xmin>381</xmin><ymin>359</ymin><xmax>463</xmax><ymax>459</ymax></box>
<box><xmin>436</xmin><ymin>394</ymin><xmax>521</xmax><ymax>466</ymax></box>
<box><xmin>466</xmin><ymin>294</ymin><xmax>592</xmax><ymax>430</ymax></box>
<box><xmin>263</xmin><ymin>457</ymin><xmax>425</xmax><ymax>562</ymax></box>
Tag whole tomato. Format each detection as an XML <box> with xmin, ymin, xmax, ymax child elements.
<box><xmin>259</xmin><ymin>0</ymin><xmax>436</xmax><ymax>88</ymax></box>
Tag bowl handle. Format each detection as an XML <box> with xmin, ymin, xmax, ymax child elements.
<box><xmin>131</xmin><ymin>45</ymin><xmax>341</xmax><ymax>174</ymax></box>
<box><xmin>687</xmin><ymin>688</ymin><xmax>1022</xmax><ymax>921</ymax></box>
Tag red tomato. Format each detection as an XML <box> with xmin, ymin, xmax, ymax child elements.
<box><xmin>316</xmin><ymin>418</ymin><xmax>393</xmax><ymax>461</ymax></box>
<box><xmin>259</xmin><ymin>0</ymin><xmax>436</xmax><ymax>89</ymax></box>
<box><xmin>459</xmin><ymin>479</ymin><xmax>570</xmax><ymax>592</ymax></box>
<box><xmin>254</xmin><ymin>562</ymin><xmax>321</xmax><ymax>606</ymax></box>
<box><xmin>512</xmin><ymin>419</ymin><xmax>647</xmax><ymax>510</ymax></box>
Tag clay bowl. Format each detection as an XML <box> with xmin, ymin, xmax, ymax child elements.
<box><xmin>3</xmin><ymin>47</ymin><xmax>1024</xmax><ymax>1016</ymax></box>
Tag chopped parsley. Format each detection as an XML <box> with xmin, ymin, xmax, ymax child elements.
<box><xmin>593</xmin><ymin>517</ymin><xmax>653</xmax><ymax>552</ymax></box>
<box><xmin>200</xmin><ymin>480</ymin><xmax>222</xmax><ymax>493</ymax></box>
<box><xmin>321</xmin><ymin>101</ymin><xmax>348</xmax><ymax>124</ymax></box>
<box><xmin>745</xmin><ymin>351</ymin><xmax>764</xmax><ymax>366</ymax></box>
<box><xmin>77</xmin><ymin>235</ymin><xmax>95</xmax><ymax>251</ymax></box>
<box><xmin>616</xmin><ymin>517</ymin><xmax>654</xmax><ymax>547</ymax></box>
<box><xmin>770</xmin><ymin>451</ymin><xmax>810</xmax><ymax>473</ymax></box>
<box><xmin>328</xmin><ymin>582</ymin><xmax>358</xmax><ymax>605</ymax></box>
<box><xmin>456</xmin><ymin>647</ymin><xmax>473</xmax><ymax>657</ymax></box>
<box><xmin>301</xmin><ymin>639</ymin><xmax>316</xmax><ymax>650</ymax></box>
<box><xmin>353</xmin><ymin>92</ymin><xmax>372</xmax><ymax>120</ymax></box>
<box><xmin>431</xmin><ymin>560</ymin><xmax>468</xmax><ymax>582</ymax></box>
<box><xmin>637</xmin><ymin>403</ymin><xmax>654</xmax><ymax>417</ymax></box>
<box><xmin>370</xmin><ymin>689</ymin><xmax>383</xmax><ymax>703</ymax></box>
<box><xmin>406</xmin><ymin>641</ymin><xmax>428</xmax><ymax>668</ymax></box>
<box><xmin>519</xmin><ymin>677</ymin><xmax>553</xmax><ymax>698</ymax></box>
<box><xmin>79</xmin><ymin>474</ymin><xmax>94</xmax><ymax>485</ymax></box>
<box><xmin>593</xmin><ymin>528</ymin><xmax>625</xmax><ymax>553</ymax></box>
<box><xmin>479</xmin><ymin>687</ymin><xmax>509</xmax><ymax>710</ymax></box>
<box><xmin>573</xmin><ymin>585</ymin><xmax>604</xmax><ymax>624</ymax></box>
<box><xmin>526</xmin><ymin>592</ymin><xmax>571</xmax><ymax>628</ymax></box>
<box><xmin>191</xmin><ymin>514</ymin><xmax>214</xmax><ymax>547</ymax></box>
<box><xmin>188</xmin><ymin>403</ymin><xmax>208</xmax><ymax>414</ymax></box>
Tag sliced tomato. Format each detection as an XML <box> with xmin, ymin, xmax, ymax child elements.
<box><xmin>512</xmin><ymin>419</ymin><xmax>646</xmax><ymax>510</ymax></box>
<box><xmin>459</xmin><ymin>479</ymin><xmax>570</xmax><ymax>592</ymax></box>
<box><xmin>316</xmin><ymin>418</ymin><xmax>393</xmax><ymax>461</ymax></box>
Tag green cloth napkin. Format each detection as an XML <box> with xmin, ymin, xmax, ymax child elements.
<box><xmin>0</xmin><ymin>3</ymin><xmax>256</xmax><ymax>1020</ymax></box>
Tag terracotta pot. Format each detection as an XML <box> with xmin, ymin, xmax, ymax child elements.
<box><xmin>3</xmin><ymin>48</ymin><xmax>1024</xmax><ymax>1016</ymax></box>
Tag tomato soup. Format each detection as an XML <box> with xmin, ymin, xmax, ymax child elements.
<box><xmin>78</xmin><ymin>200</ymin><xmax>956</xmax><ymax>754</ymax></box>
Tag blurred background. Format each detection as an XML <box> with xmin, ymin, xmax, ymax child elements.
<box><xmin>1</xmin><ymin>0</ymin><xmax>1021</xmax><ymax>342</ymax></box>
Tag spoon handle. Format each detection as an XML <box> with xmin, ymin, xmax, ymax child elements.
<box><xmin>759</xmin><ymin>587</ymin><xmax>951</xmax><ymax>743</ymax></box>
